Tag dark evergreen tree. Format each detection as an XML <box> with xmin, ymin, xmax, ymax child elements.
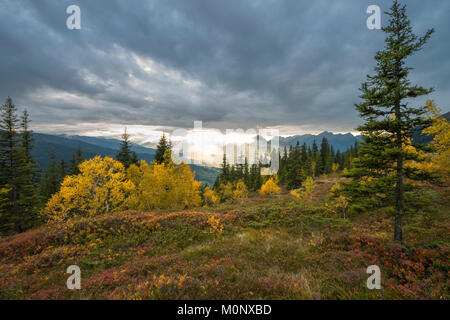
<box><xmin>16</xmin><ymin>110</ymin><xmax>40</xmax><ymax>231</ymax></box>
<box><xmin>278</xmin><ymin>146</ymin><xmax>288</xmax><ymax>185</ymax></box>
<box><xmin>335</xmin><ymin>150</ymin><xmax>343</xmax><ymax>170</ymax></box>
<box><xmin>0</xmin><ymin>99</ymin><xmax>41</xmax><ymax>233</ymax></box>
<box><xmin>312</xmin><ymin>140</ymin><xmax>318</xmax><ymax>159</ymax></box>
<box><xmin>59</xmin><ymin>159</ymin><xmax>67</xmax><ymax>178</ymax></box>
<box><xmin>301</xmin><ymin>143</ymin><xmax>313</xmax><ymax>177</ymax></box>
<box><xmin>0</xmin><ymin>97</ymin><xmax>22</xmax><ymax>232</ymax></box>
<box><xmin>40</xmin><ymin>150</ymin><xmax>62</xmax><ymax>201</ymax></box>
<box><xmin>342</xmin><ymin>0</ymin><xmax>434</xmax><ymax>242</ymax></box>
<box><xmin>230</xmin><ymin>165</ymin><xmax>237</xmax><ymax>182</ymax></box>
<box><xmin>69</xmin><ymin>145</ymin><xmax>83</xmax><ymax>175</ymax></box>
<box><xmin>317</xmin><ymin>137</ymin><xmax>331</xmax><ymax>175</ymax></box>
<box><xmin>243</xmin><ymin>157</ymin><xmax>250</xmax><ymax>187</ymax></box>
<box><xmin>154</xmin><ymin>133</ymin><xmax>173</xmax><ymax>165</ymax></box>
<box><xmin>116</xmin><ymin>128</ymin><xmax>138</xmax><ymax>169</ymax></box>
<box><xmin>250</xmin><ymin>163</ymin><xmax>262</xmax><ymax>191</ymax></box>
<box><xmin>215</xmin><ymin>152</ymin><xmax>229</xmax><ymax>187</ymax></box>
<box><xmin>286</xmin><ymin>142</ymin><xmax>304</xmax><ymax>189</ymax></box>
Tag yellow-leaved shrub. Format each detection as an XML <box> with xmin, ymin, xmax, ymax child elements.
<box><xmin>203</xmin><ymin>187</ymin><xmax>219</xmax><ymax>206</ymax></box>
<box><xmin>45</xmin><ymin>156</ymin><xmax>134</xmax><ymax>223</ymax></box>
<box><xmin>259</xmin><ymin>177</ymin><xmax>281</xmax><ymax>195</ymax></box>
<box><xmin>217</xmin><ymin>182</ymin><xmax>234</xmax><ymax>202</ymax></box>
<box><xmin>233</xmin><ymin>180</ymin><xmax>248</xmax><ymax>203</ymax></box>
<box><xmin>290</xmin><ymin>176</ymin><xmax>315</xmax><ymax>204</ymax></box>
<box><xmin>126</xmin><ymin>160</ymin><xmax>201</xmax><ymax>211</ymax></box>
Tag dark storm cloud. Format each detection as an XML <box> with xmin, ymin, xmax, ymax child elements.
<box><xmin>0</xmin><ymin>0</ymin><xmax>449</xmax><ymax>134</ymax></box>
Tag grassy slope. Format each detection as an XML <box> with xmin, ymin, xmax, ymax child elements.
<box><xmin>0</xmin><ymin>176</ymin><xmax>448</xmax><ymax>300</ymax></box>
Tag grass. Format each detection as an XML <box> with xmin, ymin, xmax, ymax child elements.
<box><xmin>0</xmin><ymin>176</ymin><xmax>448</xmax><ymax>299</ymax></box>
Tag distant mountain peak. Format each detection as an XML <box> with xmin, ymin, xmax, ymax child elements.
<box><xmin>277</xmin><ymin>131</ymin><xmax>361</xmax><ymax>152</ymax></box>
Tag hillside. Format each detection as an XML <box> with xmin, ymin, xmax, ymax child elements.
<box><xmin>59</xmin><ymin>135</ymin><xmax>156</xmax><ymax>156</ymax></box>
<box><xmin>33</xmin><ymin>133</ymin><xmax>155</xmax><ymax>168</ymax></box>
<box><xmin>0</xmin><ymin>175</ymin><xmax>447</xmax><ymax>300</ymax></box>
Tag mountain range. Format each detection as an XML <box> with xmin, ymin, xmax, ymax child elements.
<box><xmin>276</xmin><ymin>131</ymin><xmax>361</xmax><ymax>151</ymax></box>
<box><xmin>276</xmin><ymin>111</ymin><xmax>449</xmax><ymax>150</ymax></box>
<box><xmin>31</xmin><ymin>131</ymin><xmax>361</xmax><ymax>185</ymax></box>
<box><xmin>32</xmin><ymin>115</ymin><xmax>448</xmax><ymax>186</ymax></box>
<box><xmin>31</xmin><ymin>133</ymin><xmax>219</xmax><ymax>186</ymax></box>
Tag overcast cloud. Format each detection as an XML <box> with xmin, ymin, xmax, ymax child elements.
<box><xmin>0</xmin><ymin>0</ymin><xmax>449</xmax><ymax>138</ymax></box>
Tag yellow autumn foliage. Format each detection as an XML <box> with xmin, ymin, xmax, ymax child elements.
<box><xmin>217</xmin><ymin>182</ymin><xmax>234</xmax><ymax>201</ymax></box>
<box><xmin>233</xmin><ymin>180</ymin><xmax>248</xmax><ymax>202</ymax></box>
<box><xmin>259</xmin><ymin>177</ymin><xmax>281</xmax><ymax>196</ymax></box>
<box><xmin>422</xmin><ymin>100</ymin><xmax>450</xmax><ymax>177</ymax></box>
<box><xmin>290</xmin><ymin>176</ymin><xmax>315</xmax><ymax>203</ymax></box>
<box><xmin>126</xmin><ymin>160</ymin><xmax>201</xmax><ymax>211</ymax></box>
<box><xmin>203</xmin><ymin>187</ymin><xmax>219</xmax><ymax>206</ymax></box>
<box><xmin>332</xmin><ymin>163</ymin><xmax>339</xmax><ymax>173</ymax></box>
<box><xmin>45</xmin><ymin>156</ymin><xmax>134</xmax><ymax>223</ymax></box>
<box><xmin>206</xmin><ymin>215</ymin><xmax>223</xmax><ymax>237</ymax></box>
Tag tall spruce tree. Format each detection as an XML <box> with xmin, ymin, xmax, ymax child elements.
<box><xmin>342</xmin><ymin>1</ymin><xmax>434</xmax><ymax>242</ymax></box>
<box><xmin>59</xmin><ymin>159</ymin><xmax>67</xmax><ymax>178</ymax></box>
<box><xmin>0</xmin><ymin>99</ymin><xmax>40</xmax><ymax>232</ymax></box>
<box><xmin>69</xmin><ymin>144</ymin><xmax>83</xmax><ymax>175</ymax></box>
<box><xmin>243</xmin><ymin>157</ymin><xmax>250</xmax><ymax>187</ymax></box>
<box><xmin>40</xmin><ymin>150</ymin><xmax>62</xmax><ymax>201</ymax></box>
<box><xmin>278</xmin><ymin>146</ymin><xmax>289</xmax><ymax>185</ymax></box>
<box><xmin>0</xmin><ymin>97</ymin><xmax>21</xmax><ymax>232</ymax></box>
<box><xmin>317</xmin><ymin>137</ymin><xmax>332</xmax><ymax>175</ymax></box>
<box><xmin>301</xmin><ymin>143</ymin><xmax>313</xmax><ymax>177</ymax></box>
<box><xmin>154</xmin><ymin>133</ymin><xmax>172</xmax><ymax>164</ymax></box>
<box><xmin>17</xmin><ymin>110</ymin><xmax>40</xmax><ymax>231</ymax></box>
<box><xmin>116</xmin><ymin>128</ymin><xmax>138</xmax><ymax>169</ymax></box>
<box><xmin>250</xmin><ymin>162</ymin><xmax>262</xmax><ymax>191</ymax></box>
<box><xmin>286</xmin><ymin>142</ymin><xmax>304</xmax><ymax>189</ymax></box>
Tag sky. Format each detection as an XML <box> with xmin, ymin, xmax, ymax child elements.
<box><xmin>0</xmin><ymin>0</ymin><xmax>449</xmax><ymax>145</ymax></box>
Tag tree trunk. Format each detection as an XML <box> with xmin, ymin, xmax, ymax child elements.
<box><xmin>10</xmin><ymin>141</ymin><xmax>19</xmax><ymax>233</ymax></box>
<box><xmin>394</xmin><ymin>155</ymin><xmax>404</xmax><ymax>243</ymax></box>
<box><xmin>394</xmin><ymin>101</ymin><xmax>404</xmax><ymax>242</ymax></box>
<box><xmin>394</xmin><ymin>54</ymin><xmax>404</xmax><ymax>243</ymax></box>
<box><xmin>105</xmin><ymin>189</ymin><xmax>110</xmax><ymax>214</ymax></box>
<box><xmin>394</xmin><ymin>215</ymin><xmax>403</xmax><ymax>242</ymax></box>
